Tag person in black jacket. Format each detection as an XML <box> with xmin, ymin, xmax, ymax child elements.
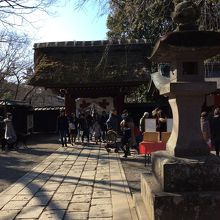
<box><xmin>57</xmin><ymin>110</ymin><xmax>69</xmax><ymax>147</ymax></box>
<box><xmin>78</xmin><ymin>113</ymin><xmax>90</xmax><ymax>143</ymax></box>
<box><xmin>210</xmin><ymin>107</ymin><xmax>220</xmax><ymax>156</ymax></box>
<box><xmin>106</xmin><ymin>109</ymin><xmax>121</xmax><ymax>134</ymax></box>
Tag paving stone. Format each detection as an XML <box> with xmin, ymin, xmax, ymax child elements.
<box><xmin>91</xmin><ymin>198</ymin><xmax>112</xmax><ymax>205</ymax></box>
<box><xmin>31</xmin><ymin>180</ymin><xmax>46</xmax><ymax>187</ymax></box>
<box><xmin>26</xmin><ymin>195</ymin><xmax>52</xmax><ymax>206</ymax></box>
<box><xmin>63</xmin><ymin>177</ymin><xmax>79</xmax><ymax>184</ymax></box>
<box><xmin>56</xmin><ymin>185</ymin><xmax>76</xmax><ymax>193</ymax></box>
<box><xmin>68</xmin><ymin>203</ymin><xmax>90</xmax><ymax>212</ymax></box>
<box><xmin>78</xmin><ymin>180</ymin><xmax>94</xmax><ymax>186</ymax></box>
<box><xmin>19</xmin><ymin>184</ymin><xmax>41</xmax><ymax>195</ymax></box>
<box><xmin>35</xmin><ymin>191</ymin><xmax>54</xmax><ymax>197</ymax></box>
<box><xmin>88</xmin><ymin>218</ymin><xmax>112</xmax><ymax>220</ymax></box>
<box><xmin>52</xmin><ymin>192</ymin><xmax>72</xmax><ymax>201</ymax></box>
<box><xmin>74</xmin><ymin>162</ymin><xmax>86</xmax><ymax>166</ymax></box>
<box><xmin>46</xmin><ymin>200</ymin><xmax>69</xmax><ymax>210</ymax></box>
<box><xmin>74</xmin><ymin>186</ymin><xmax>93</xmax><ymax>195</ymax></box>
<box><xmin>111</xmin><ymin>194</ymin><xmax>133</xmax><ymax>220</ymax></box>
<box><xmin>64</xmin><ymin>211</ymin><xmax>89</xmax><ymax>220</ymax></box>
<box><xmin>81</xmin><ymin>171</ymin><xmax>96</xmax><ymax>177</ymax></box>
<box><xmin>89</xmin><ymin>204</ymin><xmax>112</xmax><ymax>218</ymax></box>
<box><xmin>39</xmin><ymin>209</ymin><xmax>65</xmax><ymax>220</ymax></box>
<box><xmin>49</xmin><ymin>176</ymin><xmax>65</xmax><ymax>182</ymax></box>
<box><xmin>16</xmin><ymin>206</ymin><xmax>44</xmax><ymax>219</ymax></box>
<box><xmin>37</xmin><ymin>174</ymin><xmax>52</xmax><ymax>181</ymax></box>
<box><xmin>68</xmin><ymin>202</ymin><xmax>90</xmax><ymax>212</ymax></box>
<box><xmin>40</xmin><ymin>183</ymin><xmax>60</xmax><ymax>191</ymax></box>
<box><xmin>71</xmin><ymin>195</ymin><xmax>91</xmax><ymax>203</ymax></box>
<box><xmin>92</xmin><ymin>190</ymin><xmax>111</xmax><ymax>198</ymax></box>
<box><xmin>0</xmin><ymin>210</ymin><xmax>19</xmax><ymax>220</ymax></box>
<box><xmin>84</xmin><ymin>166</ymin><xmax>97</xmax><ymax>171</ymax></box>
<box><xmin>4</xmin><ymin>185</ymin><xmax>25</xmax><ymax>195</ymax></box>
<box><xmin>12</xmin><ymin>194</ymin><xmax>33</xmax><ymax>201</ymax></box>
<box><xmin>2</xmin><ymin>200</ymin><xmax>28</xmax><ymax>210</ymax></box>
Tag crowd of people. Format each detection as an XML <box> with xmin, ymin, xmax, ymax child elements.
<box><xmin>1</xmin><ymin>106</ymin><xmax>219</xmax><ymax>158</ymax></box>
<box><xmin>57</xmin><ymin>109</ymin><xmax>143</xmax><ymax>158</ymax></box>
<box><xmin>57</xmin><ymin>106</ymin><xmax>220</xmax><ymax>158</ymax></box>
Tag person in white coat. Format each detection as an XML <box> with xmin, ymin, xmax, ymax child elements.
<box><xmin>4</xmin><ymin>112</ymin><xmax>17</xmax><ymax>149</ymax></box>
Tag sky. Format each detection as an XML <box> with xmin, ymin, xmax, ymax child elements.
<box><xmin>30</xmin><ymin>1</ymin><xmax>108</xmax><ymax>43</ymax></box>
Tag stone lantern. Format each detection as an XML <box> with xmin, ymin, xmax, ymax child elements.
<box><xmin>134</xmin><ymin>1</ymin><xmax>220</xmax><ymax>219</ymax></box>
<box><xmin>151</xmin><ymin>31</ymin><xmax>219</xmax><ymax>157</ymax></box>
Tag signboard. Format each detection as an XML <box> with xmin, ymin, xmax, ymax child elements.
<box><xmin>76</xmin><ymin>97</ymin><xmax>114</xmax><ymax>115</ymax></box>
<box><xmin>145</xmin><ymin>118</ymin><xmax>173</xmax><ymax>132</ymax></box>
<box><xmin>145</xmin><ymin>119</ymin><xmax>156</xmax><ymax>132</ymax></box>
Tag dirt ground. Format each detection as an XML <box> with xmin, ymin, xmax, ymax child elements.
<box><xmin>0</xmin><ymin>134</ymin><xmax>149</xmax><ymax>195</ymax></box>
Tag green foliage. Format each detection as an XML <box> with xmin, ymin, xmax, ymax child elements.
<box><xmin>107</xmin><ymin>0</ymin><xmax>220</xmax><ymax>42</ymax></box>
<box><xmin>105</xmin><ymin>0</ymin><xmax>220</xmax><ymax>103</ymax></box>
<box><xmin>107</xmin><ymin>0</ymin><xmax>175</xmax><ymax>42</ymax></box>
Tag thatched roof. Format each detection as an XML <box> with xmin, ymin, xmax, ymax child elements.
<box><xmin>30</xmin><ymin>40</ymin><xmax>152</xmax><ymax>89</ymax></box>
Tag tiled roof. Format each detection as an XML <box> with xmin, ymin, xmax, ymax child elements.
<box><xmin>30</xmin><ymin>40</ymin><xmax>152</xmax><ymax>89</ymax></box>
<box><xmin>34</xmin><ymin>39</ymin><xmax>150</xmax><ymax>49</ymax></box>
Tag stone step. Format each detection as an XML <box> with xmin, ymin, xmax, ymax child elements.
<box><xmin>133</xmin><ymin>193</ymin><xmax>150</xmax><ymax>220</ymax></box>
<box><xmin>138</xmin><ymin>173</ymin><xmax>220</xmax><ymax>220</ymax></box>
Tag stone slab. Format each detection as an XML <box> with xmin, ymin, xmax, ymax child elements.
<box><xmin>0</xmin><ymin>210</ymin><xmax>19</xmax><ymax>220</ymax></box>
<box><xmin>140</xmin><ymin>173</ymin><xmax>220</xmax><ymax>220</ymax></box>
<box><xmin>152</xmin><ymin>151</ymin><xmax>220</xmax><ymax>192</ymax></box>
<box><xmin>89</xmin><ymin>204</ymin><xmax>112</xmax><ymax>218</ymax></box>
<box><xmin>68</xmin><ymin>203</ymin><xmax>90</xmax><ymax>212</ymax></box>
<box><xmin>39</xmin><ymin>209</ymin><xmax>65</xmax><ymax>220</ymax></box>
<box><xmin>16</xmin><ymin>206</ymin><xmax>44</xmax><ymax>219</ymax></box>
<box><xmin>64</xmin><ymin>211</ymin><xmax>89</xmax><ymax>220</ymax></box>
<box><xmin>46</xmin><ymin>200</ymin><xmax>69</xmax><ymax>210</ymax></box>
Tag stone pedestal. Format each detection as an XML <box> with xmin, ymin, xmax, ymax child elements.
<box><xmin>134</xmin><ymin>151</ymin><xmax>220</xmax><ymax>220</ymax></box>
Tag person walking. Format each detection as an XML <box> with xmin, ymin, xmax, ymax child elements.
<box><xmin>139</xmin><ymin>112</ymin><xmax>149</xmax><ymax>134</ymax></box>
<box><xmin>57</xmin><ymin>110</ymin><xmax>69</xmax><ymax>147</ymax></box>
<box><xmin>120</xmin><ymin>120</ymin><xmax>131</xmax><ymax>158</ymax></box>
<box><xmin>92</xmin><ymin>120</ymin><xmax>102</xmax><ymax>144</ymax></box>
<box><xmin>99</xmin><ymin>111</ymin><xmax>108</xmax><ymax>142</ymax></box>
<box><xmin>3</xmin><ymin>112</ymin><xmax>17</xmax><ymax>150</ymax></box>
<box><xmin>106</xmin><ymin>109</ymin><xmax>121</xmax><ymax>134</ymax></box>
<box><xmin>200</xmin><ymin>111</ymin><xmax>211</xmax><ymax>143</ymax></box>
<box><xmin>210</xmin><ymin>107</ymin><xmax>220</xmax><ymax>156</ymax></box>
<box><xmin>121</xmin><ymin>109</ymin><xmax>136</xmax><ymax>148</ymax></box>
<box><xmin>152</xmin><ymin>108</ymin><xmax>167</xmax><ymax>133</ymax></box>
<box><xmin>78</xmin><ymin>113</ymin><xmax>90</xmax><ymax>143</ymax></box>
<box><xmin>68</xmin><ymin>113</ymin><xmax>78</xmax><ymax>145</ymax></box>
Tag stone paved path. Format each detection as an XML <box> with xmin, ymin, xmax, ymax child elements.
<box><xmin>0</xmin><ymin>143</ymin><xmax>138</xmax><ymax>220</ymax></box>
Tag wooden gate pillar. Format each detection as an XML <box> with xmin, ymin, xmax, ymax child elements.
<box><xmin>64</xmin><ymin>90</ymin><xmax>75</xmax><ymax>116</ymax></box>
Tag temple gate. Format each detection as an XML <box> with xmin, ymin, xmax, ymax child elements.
<box><xmin>30</xmin><ymin>40</ymin><xmax>152</xmax><ymax>115</ymax></box>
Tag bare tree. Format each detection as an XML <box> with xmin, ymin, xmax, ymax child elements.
<box><xmin>0</xmin><ymin>30</ymin><xmax>33</xmax><ymax>100</ymax></box>
<box><xmin>0</xmin><ymin>0</ymin><xmax>58</xmax><ymax>27</ymax></box>
<box><xmin>0</xmin><ymin>0</ymin><xmax>60</xmax><ymax>101</ymax></box>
